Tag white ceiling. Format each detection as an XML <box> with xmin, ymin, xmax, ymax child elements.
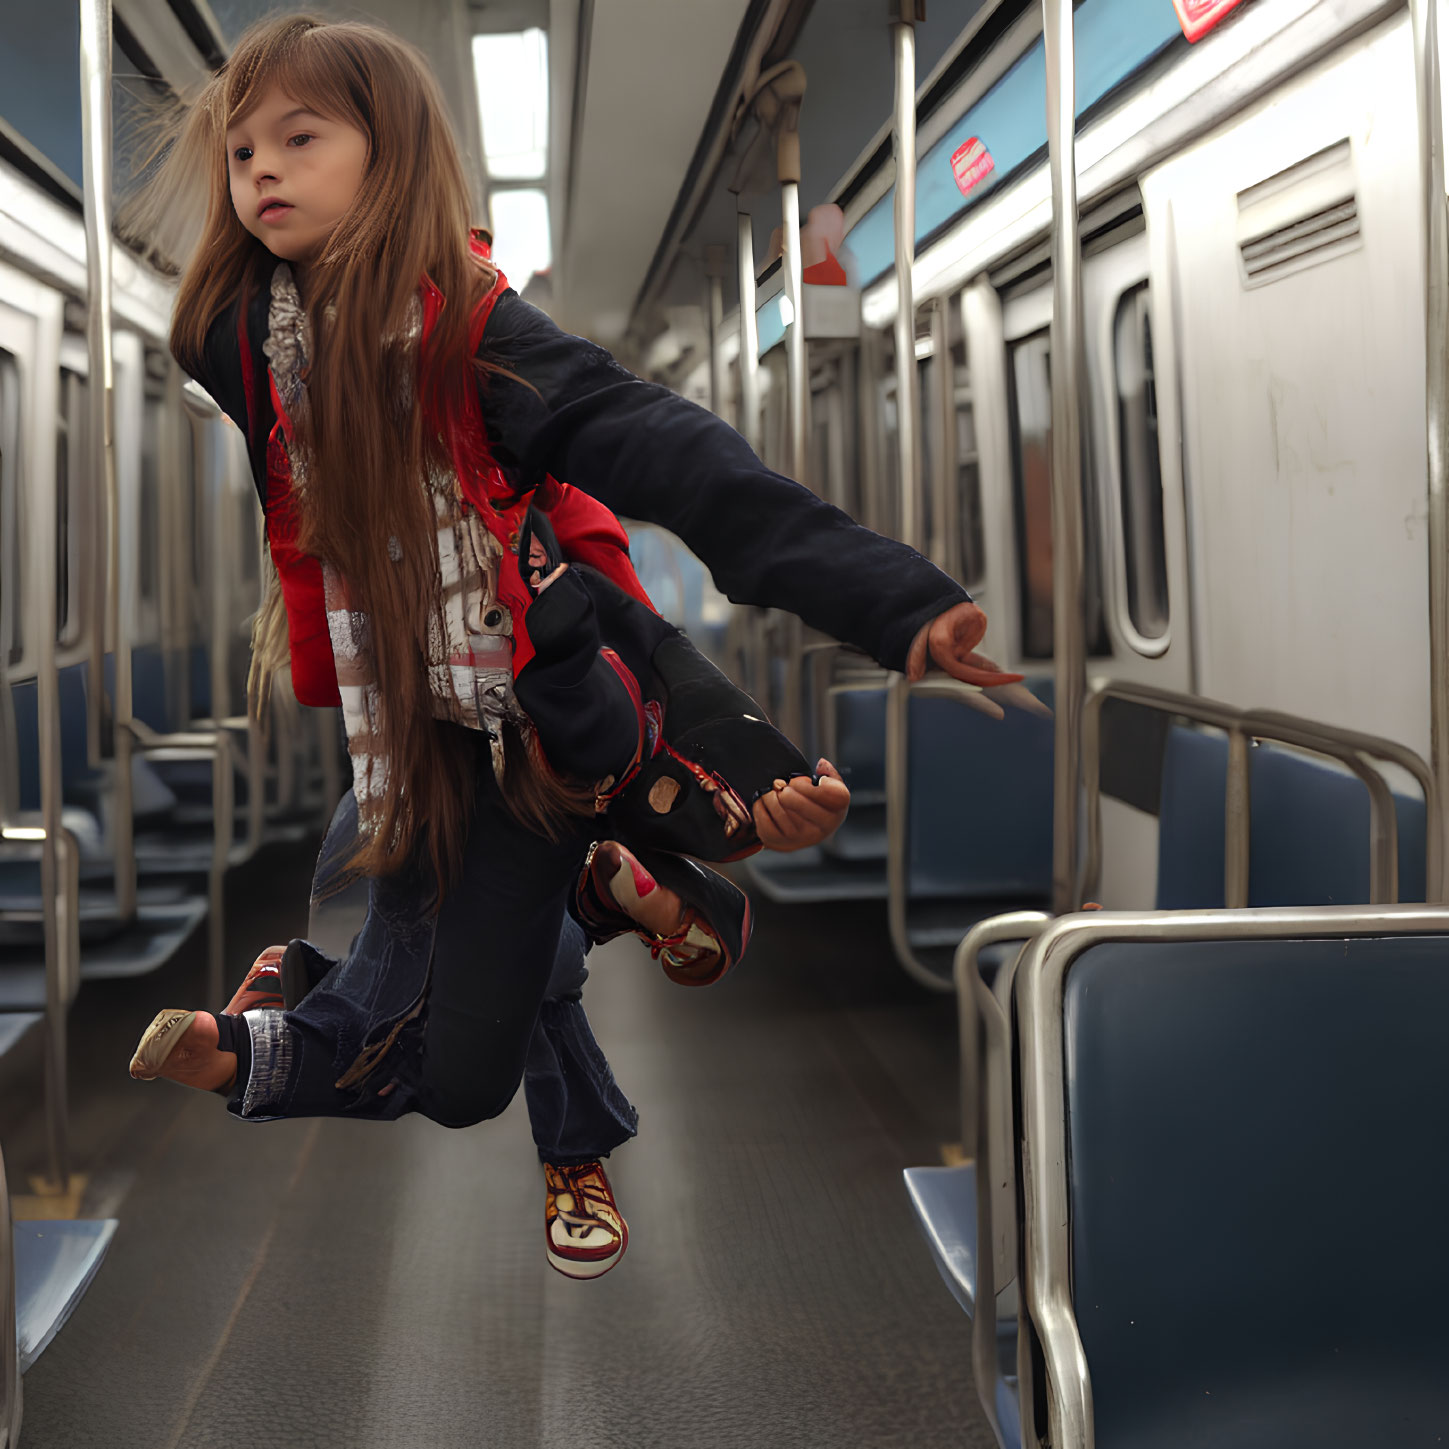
<box><xmin>550</xmin><ymin>0</ymin><xmax>752</xmax><ymax>344</ymax></box>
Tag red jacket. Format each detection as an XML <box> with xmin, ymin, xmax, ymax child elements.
<box><xmin>256</xmin><ymin>262</ymin><xmax>654</xmax><ymax>707</ymax></box>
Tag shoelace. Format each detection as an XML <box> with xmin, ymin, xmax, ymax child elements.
<box><xmin>550</xmin><ymin>1166</ymin><xmax>619</xmax><ymax>1241</ymax></box>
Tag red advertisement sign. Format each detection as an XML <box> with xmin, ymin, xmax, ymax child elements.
<box><xmin>951</xmin><ymin>137</ymin><xmax>996</xmax><ymax>198</ymax></box>
<box><xmin>1172</xmin><ymin>0</ymin><xmax>1246</xmax><ymax>43</ymax></box>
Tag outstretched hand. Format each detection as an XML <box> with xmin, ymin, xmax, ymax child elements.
<box><xmin>906</xmin><ymin>601</ymin><xmax>1053</xmax><ymax>722</ymax></box>
<box><xmin>752</xmin><ymin>759</ymin><xmax>851</xmax><ymax>852</ymax></box>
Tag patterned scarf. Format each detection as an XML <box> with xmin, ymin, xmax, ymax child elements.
<box><xmin>262</xmin><ymin>263</ymin><xmax>532</xmax><ymax>820</ymax></box>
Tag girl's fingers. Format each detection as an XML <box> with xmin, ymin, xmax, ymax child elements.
<box><xmin>956</xmin><ymin>690</ymin><xmax>1007</xmax><ymax>721</ymax></box>
<box><xmin>771</xmin><ymin>785</ymin><xmax>843</xmax><ymax>833</ymax></box>
<box><xmin>983</xmin><ymin>681</ymin><xmax>1053</xmax><ymax>718</ymax></box>
<box><xmin>752</xmin><ymin>789</ymin><xmax>793</xmax><ymax>842</ymax></box>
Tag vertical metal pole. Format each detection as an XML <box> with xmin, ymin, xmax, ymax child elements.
<box><xmin>1224</xmin><ymin>727</ymin><xmax>1251</xmax><ymax>908</ymax></box>
<box><xmin>81</xmin><ymin>0</ymin><xmax>134</xmax><ymax>919</ymax></box>
<box><xmin>778</xmin><ymin>130</ymin><xmax>810</xmax><ymax>747</ymax></box>
<box><xmin>705</xmin><ymin>245</ymin><xmax>726</xmax><ymax>419</ymax></box>
<box><xmin>737</xmin><ymin>211</ymin><xmax>762</xmax><ymax>452</ymax></box>
<box><xmin>930</xmin><ymin>297</ymin><xmax>956</xmax><ymax>574</ymax></box>
<box><xmin>1412</xmin><ymin>0</ymin><xmax>1449</xmax><ymax>903</ymax></box>
<box><xmin>0</xmin><ymin>1143</ymin><xmax>19</xmax><ymax>1447</ymax></box>
<box><xmin>891</xmin><ymin>7</ymin><xmax>921</xmax><ymax>551</ymax></box>
<box><xmin>1044</xmin><ymin>0</ymin><xmax>1087</xmax><ymax>915</ymax></box>
<box><xmin>779</xmin><ymin>171</ymin><xmax>809</xmax><ymax>485</ymax></box>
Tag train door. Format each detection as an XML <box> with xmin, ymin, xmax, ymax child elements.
<box><xmin>1141</xmin><ymin>15</ymin><xmax>1427</xmax><ymax>752</ymax></box>
<box><xmin>0</xmin><ymin>264</ymin><xmax>63</xmax><ymax>687</ymax></box>
<box><xmin>974</xmin><ymin>229</ymin><xmax>1191</xmax><ymax>693</ymax></box>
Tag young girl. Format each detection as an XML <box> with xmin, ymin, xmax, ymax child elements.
<box><xmin>125</xmin><ymin>14</ymin><xmax>1025</xmax><ymax>1280</ymax></box>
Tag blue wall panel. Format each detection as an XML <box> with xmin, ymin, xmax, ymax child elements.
<box><xmin>833</xmin><ymin>0</ymin><xmax>1184</xmax><ymax>289</ymax></box>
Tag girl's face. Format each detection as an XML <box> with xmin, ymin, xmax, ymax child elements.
<box><xmin>226</xmin><ymin>86</ymin><xmax>369</xmax><ymax>266</ymax></box>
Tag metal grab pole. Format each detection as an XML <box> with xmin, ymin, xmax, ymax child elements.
<box><xmin>737</xmin><ymin>211</ymin><xmax>762</xmax><ymax>452</ymax></box>
<box><xmin>705</xmin><ymin>245</ymin><xmax>726</xmax><ymax>420</ymax></box>
<box><xmin>891</xmin><ymin>3</ymin><xmax>922</xmax><ymax>551</ymax></box>
<box><xmin>1044</xmin><ymin>0</ymin><xmax>1087</xmax><ymax>916</ymax></box>
<box><xmin>1412</xmin><ymin>0</ymin><xmax>1449</xmax><ymax>903</ymax></box>
<box><xmin>779</xmin><ymin>142</ymin><xmax>809</xmax><ymax>489</ymax></box>
<box><xmin>80</xmin><ymin>0</ymin><xmax>134</xmax><ymax>919</ymax></box>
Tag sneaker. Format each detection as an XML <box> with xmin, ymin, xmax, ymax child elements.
<box><xmin>576</xmin><ymin>841</ymin><xmax>751</xmax><ymax>986</ymax></box>
<box><xmin>225</xmin><ymin>946</ymin><xmax>287</xmax><ymax>1015</ymax></box>
<box><xmin>544</xmin><ymin>1161</ymin><xmax>629</xmax><ymax>1280</ymax></box>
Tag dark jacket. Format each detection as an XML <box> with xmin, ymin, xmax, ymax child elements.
<box><xmin>191</xmin><ymin>272</ymin><xmax>971</xmax><ymax>698</ymax></box>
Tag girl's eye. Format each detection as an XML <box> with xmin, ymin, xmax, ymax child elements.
<box><xmin>232</xmin><ymin>146</ymin><xmax>253</xmax><ymax>163</ymax></box>
<box><xmin>288</xmin><ymin>133</ymin><xmax>313</xmax><ymax>148</ymax></box>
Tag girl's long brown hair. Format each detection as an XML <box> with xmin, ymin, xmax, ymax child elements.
<box><xmin>141</xmin><ymin>14</ymin><xmax>590</xmax><ymax>902</ymax></box>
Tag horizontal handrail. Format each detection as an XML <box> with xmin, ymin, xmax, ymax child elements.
<box><xmin>886</xmin><ymin>672</ymin><xmax>994</xmax><ymax>993</ymax></box>
<box><xmin>1240</xmin><ymin>708</ymin><xmax>1441</xmax><ymax>902</ymax></box>
<box><xmin>1083</xmin><ymin>679</ymin><xmax>1433</xmax><ymax>910</ymax></box>
<box><xmin>126</xmin><ymin>719</ymin><xmax>234</xmax><ymax>1011</ymax></box>
<box><xmin>1082</xmin><ymin>679</ymin><xmax>1252</xmax><ymax>909</ymax></box>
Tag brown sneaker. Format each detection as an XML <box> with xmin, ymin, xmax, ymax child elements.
<box><xmin>544</xmin><ymin>1161</ymin><xmax>629</xmax><ymax>1280</ymax></box>
<box><xmin>225</xmin><ymin>946</ymin><xmax>287</xmax><ymax>1015</ymax></box>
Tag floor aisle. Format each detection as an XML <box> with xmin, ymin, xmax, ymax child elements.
<box><xmin>11</xmin><ymin>846</ymin><xmax>996</xmax><ymax>1448</ymax></box>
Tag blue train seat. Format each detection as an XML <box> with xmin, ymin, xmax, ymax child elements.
<box><xmin>1156</xmin><ymin>726</ymin><xmax>1428</xmax><ymax>909</ymax></box>
<box><xmin>898</xmin><ymin>678</ymin><xmax>1054</xmax><ymax>975</ymax></box>
<box><xmin>14</xmin><ymin>1218</ymin><xmax>118</xmax><ymax>1373</ymax></box>
<box><xmin>747</xmin><ymin>680</ymin><xmax>894</xmax><ymax>903</ymax></box>
<box><xmin>819</xmin><ymin>686</ymin><xmax>887</xmax><ymax>863</ymax></box>
<box><xmin>903</xmin><ymin>1163</ymin><xmax>978</xmax><ymax>1317</ymax></box>
<box><xmin>2</xmin><ymin>666</ymin><xmax>209</xmax><ymax>980</ymax></box>
<box><xmin>1057</xmin><ymin>930</ymin><xmax>1449</xmax><ymax>1448</ymax></box>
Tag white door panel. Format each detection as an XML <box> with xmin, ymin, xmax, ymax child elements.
<box><xmin>1142</xmin><ymin>17</ymin><xmax>1429</xmax><ymax>754</ymax></box>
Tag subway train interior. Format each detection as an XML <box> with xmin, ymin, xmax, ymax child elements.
<box><xmin>0</xmin><ymin>0</ymin><xmax>1447</xmax><ymax>1444</ymax></box>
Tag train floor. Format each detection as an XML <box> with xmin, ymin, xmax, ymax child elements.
<box><xmin>1</xmin><ymin>835</ymin><xmax>994</xmax><ymax>1448</ymax></box>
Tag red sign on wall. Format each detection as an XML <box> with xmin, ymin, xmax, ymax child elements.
<box><xmin>1172</xmin><ymin>0</ymin><xmax>1246</xmax><ymax>43</ymax></box>
<box><xmin>951</xmin><ymin>138</ymin><xmax>996</xmax><ymax>198</ymax></box>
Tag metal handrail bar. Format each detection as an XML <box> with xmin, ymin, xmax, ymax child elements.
<box><xmin>1083</xmin><ymin>680</ymin><xmax>1425</xmax><ymax>910</ymax></box>
<box><xmin>891</xmin><ymin>3</ymin><xmax>922</xmax><ymax>552</ymax></box>
<box><xmin>0</xmin><ymin>1140</ymin><xmax>19</xmax><ymax>1447</ymax></box>
<box><xmin>954</xmin><ymin>910</ymin><xmax>1050</xmax><ymax>1447</ymax></box>
<box><xmin>1044</xmin><ymin>0</ymin><xmax>1088</xmax><ymax>918</ymax></box>
<box><xmin>736</xmin><ymin>212</ymin><xmax>761</xmax><ymax>452</ymax></box>
<box><xmin>1410</xmin><ymin>0</ymin><xmax>1449</xmax><ymax>904</ymax></box>
<box><xmin>1084</xmin><ymin>682</ymin><xmax>1244</xmax><ymax>909</ymax></box>
<box><xmin>80</xmin><ymin>0</ymin><xmax>135</xmax><ymax>922</ymax></box>
<box><xmin>127</xmin><ymin>718</ymin><xmax>235</xmax><ymax>1011</ymax></box>
<box><xmin>1238</xmin><ymin>709</ymin><xmax>1434</xmax><ymax>903</ymax></box>
<box><xmin>886</xmin><ymin>671</ymin><xmax>999</xmax><ymax>992</ymax></box>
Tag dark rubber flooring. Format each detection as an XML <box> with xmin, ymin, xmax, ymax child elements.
<box><xmin>1</xmin><ymin>836</ymin><xmax>996</xmax><ymax>1448</ymax></box>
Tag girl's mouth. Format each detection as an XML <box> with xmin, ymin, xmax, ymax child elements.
<box><xmin>259</xmin><ymin>202</ymin><xmax>294</xmax><ymax>223</ymax></box>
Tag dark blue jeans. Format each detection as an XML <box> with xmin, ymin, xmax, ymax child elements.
<box><xmin>229</xmin><ymin>749</ymin><xmax>637</xmax><ymax>1166</ymax></box>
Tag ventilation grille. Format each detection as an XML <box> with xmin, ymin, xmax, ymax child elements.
<box><xmin>1240</xmin><ymin>197</ymin><xmax>1360</xmax><ymax>285</ymax></box>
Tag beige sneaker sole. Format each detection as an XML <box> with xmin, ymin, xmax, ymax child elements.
<box><xmin>129</xmin><ymin>1009</ymin><xmax>199</xmax><ymax>1081</ymax></box>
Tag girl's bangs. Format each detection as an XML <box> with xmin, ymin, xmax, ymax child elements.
<box><xmin>222</xmin><ymin>26</ymin><xmax>360</xmax><ymax>134</ymax></box>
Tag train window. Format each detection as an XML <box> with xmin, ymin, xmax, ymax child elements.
<box><xmin>0</xmin><ymin>350</ymin><xmax>21</xmax><ymax>666</ymax></box>
<box><xmin>1006</xmin><ymin>331</ymin><xmax>1109</xmax><ymax>658</ymax></box>
<box><xmin>1113</xmin><ymin>284</ymin><xmax>1169</xmax><ymax>641</ymax></box>
<box><xmin>140</xmin><ymin>398</ymin><xmax>162</xmax><ymax>606</ymax></box>
<box><xmin>56</xmin><ymin>369</ymin><xmax>87</xmax><ymax>645</ymax></box>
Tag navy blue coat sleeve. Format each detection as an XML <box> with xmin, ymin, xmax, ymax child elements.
<box><xmin>473</xmin><ymin>290</ymin><xmax>972</xmax><ymax>673</ymax></box>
